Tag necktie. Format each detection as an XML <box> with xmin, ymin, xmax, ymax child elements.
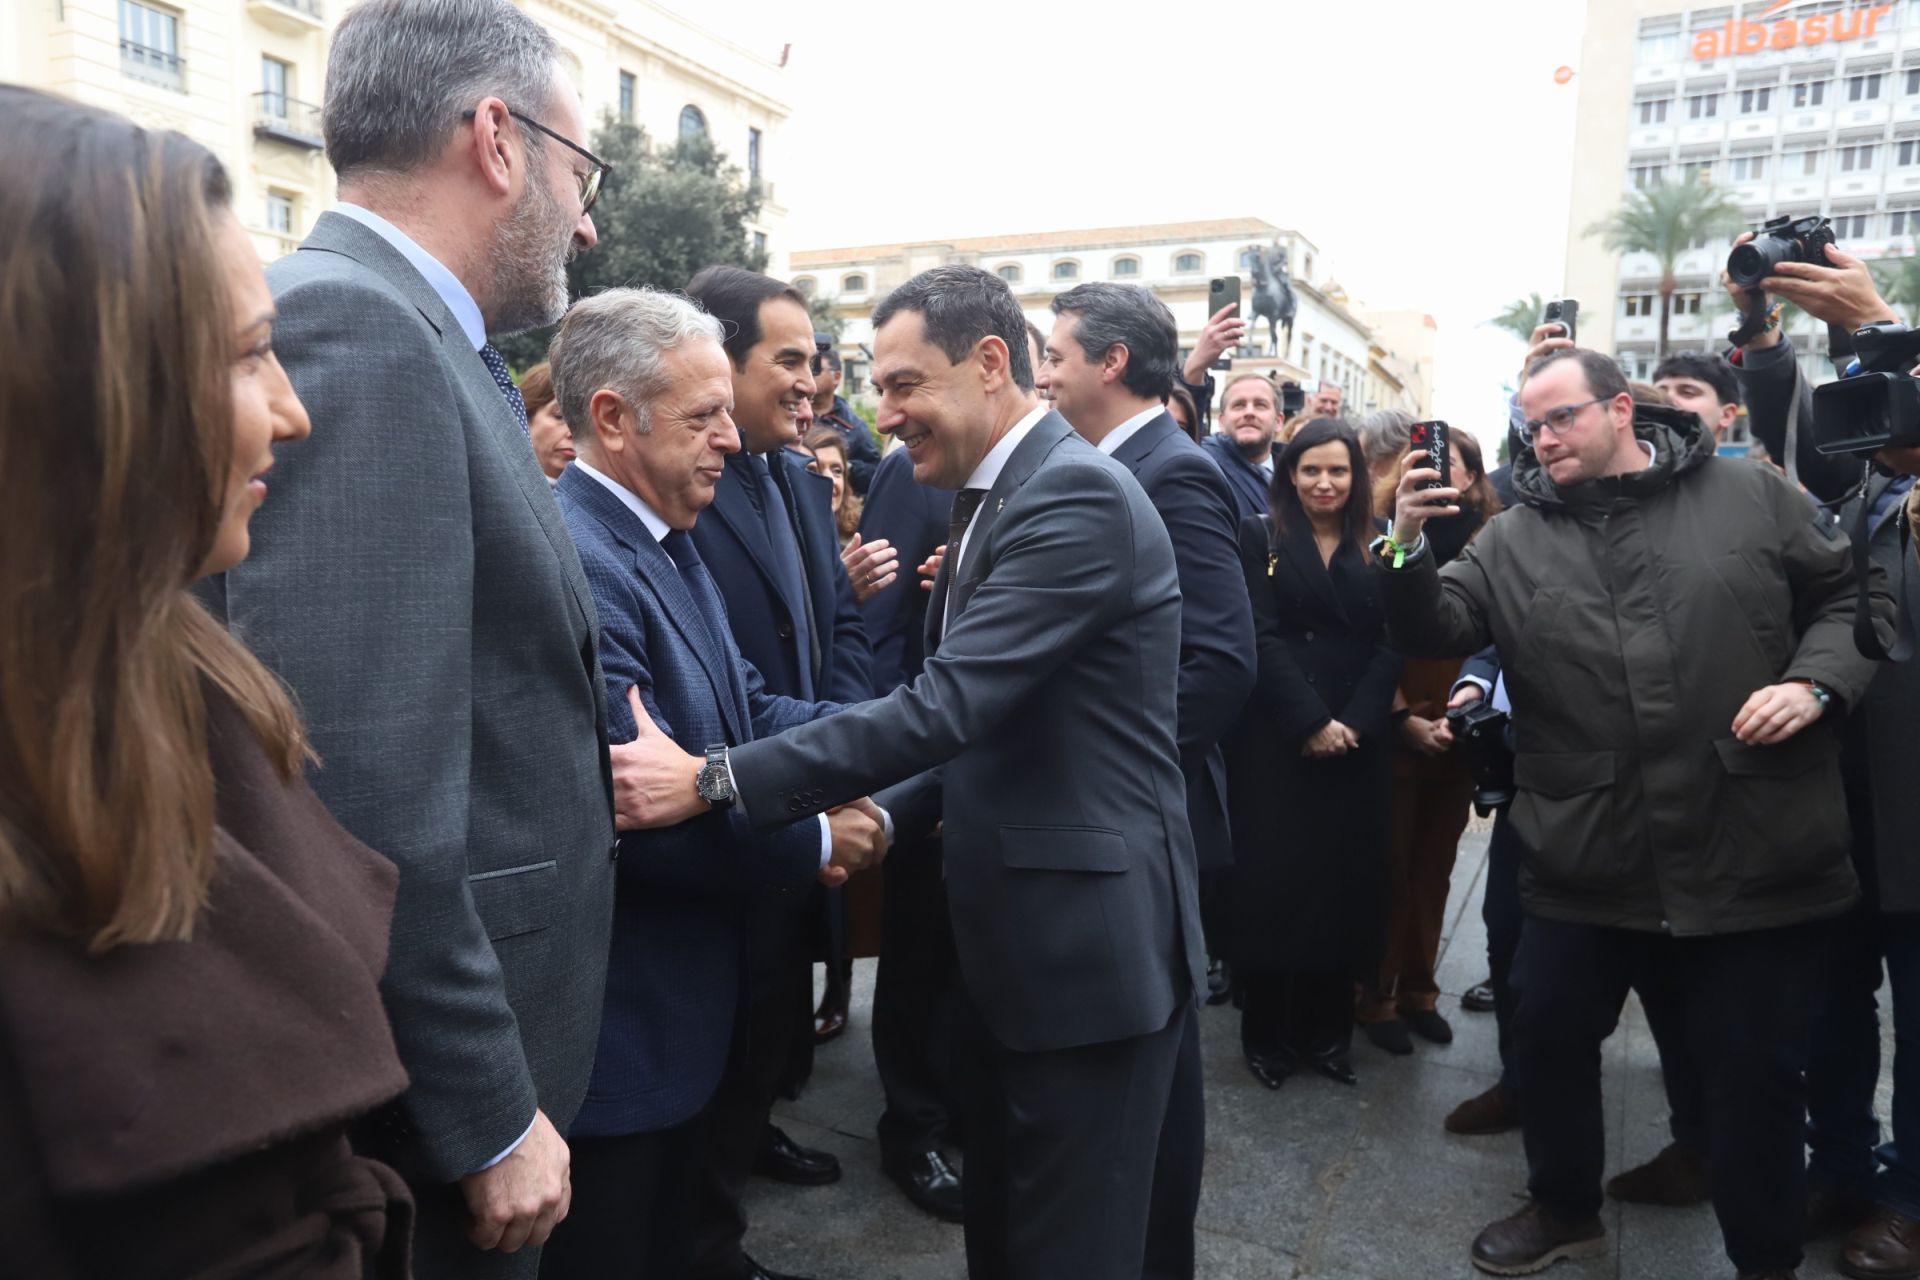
<box><xmin>479</xmin><ymin>343</ymin><xmax>529</xmax><ymax>438</ymax></box>
<box><xmin>660</xmin><ymin>529</ymin><xmax>751</xmax><ymax>734</ymax></box>
<box><xmin>761</xmin><ymin>455</ymin><xmax>820</xmax><ymax>697</ymax></box>
<box><xmin>941</xmin><ymin>488</ymin><xmax>991</xmax><ymax>636</ymax></box>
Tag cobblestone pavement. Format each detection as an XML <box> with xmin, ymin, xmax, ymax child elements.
<box><xmin>745</xmin><ymin>829</ymin><xmax>1887</xmax><ymax>1279</ymax></box>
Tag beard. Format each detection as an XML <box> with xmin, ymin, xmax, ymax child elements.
<box><xmin>1233</xmin><ymin>429</ymin><xmax>1275</xmax><ymax>462</ymax></box>
<box><xmin>487</xmin><ymin>166</ymin><xmax>574</xmax><ymax>338</ymax></box>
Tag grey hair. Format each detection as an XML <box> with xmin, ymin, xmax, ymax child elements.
<box><xmin>1358</xmin><ymin>409</ymin><xmax>1414</xmax><ymax>467</ymax></box>
<box><xmin>324</xmin><ymin>0</ymin><xmax>563</xmax><ymax>180</ymax></box>
<box><xmin>548</xmin><ymin>288</ymin><xmax>724</xmax><ymax>438</ymax></box>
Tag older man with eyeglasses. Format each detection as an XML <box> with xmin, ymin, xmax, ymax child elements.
<box><xmin>1374</xmin><ymin>345</ymin><xmax>1894</xmax><ymax>1280</ymax></box>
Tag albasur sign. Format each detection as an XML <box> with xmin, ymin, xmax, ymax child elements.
<box><xmin>1691</xmin><ymin>0</ymin><xmax>1892</xmax><ymax>60</ymax></box>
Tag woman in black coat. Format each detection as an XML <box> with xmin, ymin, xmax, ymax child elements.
<box><xmin>1227</xmin><ymin>420</ymin><xmax>1403</xmax><ymax>1089</ymax></box>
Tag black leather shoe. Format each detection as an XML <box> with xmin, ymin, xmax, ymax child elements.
<box><xmin>1306</xmin><ymin>1041</ymin><xmax>1358</xmax><ymax>1086</ymax></box>
<box><xmin>882</xmin><ymin>1146</ymin><xmax>965</xmax><ymax>1223</ymax></box>
<box><xmin>1470</xmin><ymin>1203</ymin><xmax>1606</xmax><ymax>1275</ymax></box>
<box><xmin>1245</xmin><ymin>1049</ymin><xmax>1297</xmax><ymax>1090</ymax></box>
<box><xmin>1406</xmin><ymin>1007</ymin><xmax>1455</xmax><ymax>1045</ymax></box>
<box><xmin>1361</xmin><ymin>1018</ymin><xmax>1414</xmax><ymax>1056</ymax></box>
<box><xmin>736</xmin><ymin>1254</ymin><xmax>821</xmax><ymax>1280</ymax></box>
<box><xmin>753</xmin><ymin>1124</ymin><xmax>841</xmax><ymax>1186</ymax></box>
<box><xmin>1206</xmin><ymin>957</ymin><xmax>1234</xmax><ymax>1006</ymax></box>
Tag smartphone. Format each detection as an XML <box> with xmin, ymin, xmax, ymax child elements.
<box><xmin>1409</xmin><ymin>420</ymin><xmax>1452</xmax><ymax>492</ymax></box>
<box><xmin>1543</xmin><ymin>298</ymin><xmax>1579</xmax><ymax>346</ymax></box>
<box><xmin>1280</xmin><ymin>380</ymin><xmax>1305</xmax><ymax>418</ymax></box>
<box><xmin>1206</xmin><ymin>275</ymin><xmax>1242</xmax><ymax>370</ymax></box>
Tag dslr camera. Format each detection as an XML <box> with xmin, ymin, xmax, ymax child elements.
<box><xmin>1727</xmin><ymin>214</ymin><xmax>1836</xmax><ymax>289</ymax></box>
<box><xmin>1445</xmin><ymin>700</ymin><xmax>1516</xmax><ymax>817</ymax></box>
<box><xmin>1811</xmin><ymin>321</ymin><xmax>1920</xmax><ymax>454</ymax></box>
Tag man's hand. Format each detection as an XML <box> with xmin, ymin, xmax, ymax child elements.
<box><xmin>1302</xmin><ymin>720</ymin><xmax>1359</xmax><ymax>758</ymax></box>
<box><xmin>917</xmin><ymin>544</ymin><xmax>946</xmax><ymax>594</ymax></box>
<box><xmin>610</xmin><ymin>686</ymin><xmax>706</xmax><ymax>830</ymax></box>
<box><xmin>1760</xmin><ymin>242</ymin><xmax>1897</xmax><ymax>335</ymax></box>
<box><xmin>842</xmin><ymin>533</ymin><xmax>900</xmax><ymax>605</ymax></box>
<box><xmin>1183</xmin><ymin>304</ymin><xmax>1248</xmax><ymax>385</ymax></box>
<box><xmin>1720</xmin><ymin>231</ymin><xmax>1778</xmax><ymax>348</ymax></box>
<box><xmin>823</xmin><ymin>798</ymin><xmax>888</xmax><ymax>885</ymax></box>
<box><xmin>1389</xmin><ymin>451</ymin><xmax>1461</xmax><ymax>548</ymax></box>
<box><xmin>1732</xmin><ymin>682</ymin><xmax>1825</xmax><ymax>745</ymax></box>
<box><xmin>1400</xmin><ymin>714</ymin><xmax>1454</xmax><ymax>756</ymax></box>
<box><xmin>1448</xmin><ymin>683</ymin><xmax>1486</xmax><ymax>711</ymax></box>
<box><xmin>1520</xmin><ymin>322</ymin><xmax>1575</xmax><ymax>382</ymax></box>
<box><xmin>459</xmin><ymin>1109</ymin><xmax>571</xmax><ymax>1253</ymax></box>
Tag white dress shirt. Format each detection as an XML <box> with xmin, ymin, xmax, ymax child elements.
<box><xmin>329</xmin><ymin>202</ymin><xmax>486</xmax><ymax>351</ymax></box>
<box><xmin>574</xmin><ymin>459</ymin><xmax>836</xmax><ymax>871</ymax></box>
<box><xmin>1094</xmin><ymin>404</ymin><xmax>1165</xmax><ymax>458</ymax></box>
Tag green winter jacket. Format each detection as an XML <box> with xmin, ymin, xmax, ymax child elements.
<box><xmin>1381</xmin><ymin>404</ymin><xmax>1889</xmax><ymax>935</ymax></box>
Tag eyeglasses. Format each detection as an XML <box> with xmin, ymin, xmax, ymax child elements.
<box><xmin>1520</xmin><ymin>397</ymin><xmax>1608</xmax><ymax>445</ymax></box>
<box><xmin>462</xmin><ymin>107</ymin><xmax>611</xmax><ymax>213</ymax></box>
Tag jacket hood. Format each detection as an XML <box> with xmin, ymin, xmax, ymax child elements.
<box><xmin>1511</xmin><ymin>402</ymin><xmax>1715</xmax><ymax>509</ymax></box>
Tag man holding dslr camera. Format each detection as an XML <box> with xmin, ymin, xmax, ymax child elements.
<box><xmin>1378</xmin><ymin>340</ymin><xmax>1889</xmax><ymax>1278</ymax></box>
<box><xmin>1726</xmin><ymin>224</ymin><xmax>1920</xmax><ymax>1278</ymax></box>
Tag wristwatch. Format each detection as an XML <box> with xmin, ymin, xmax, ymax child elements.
<box><xmin>695</xmin><ymin>744</ymin><xmax>735</xmax><ymax>809</ymax></box>
<box><xmin>1800</xmin><ymin>680</ymin><xmax>1834</xmax><ymax>715</ymax></box>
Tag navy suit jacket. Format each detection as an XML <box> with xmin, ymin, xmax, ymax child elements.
<box><xmin>1112</xmin><ymin>415</ymin><xmax>1257</xmax><ymax>870</ymax></box>
<box><xmin>856</xmin><ymin>447</ymin><xmax>953</xmax><ymax>693</ymax></box>
<box><xmin>692</xmin><ymin>448</ymin><xmax>875</xmax><ymax>705</ymax></box>
<box><xmin>1201</xmin><ymin>431</ymin><xmax>1272</xmax><ymax>524</ymax></box>
<box><xmin>557</xmin><ymin>466</ymin><xmax>833</xmax><ymax>1138</ymax></box>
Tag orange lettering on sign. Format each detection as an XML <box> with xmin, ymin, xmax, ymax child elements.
<box><xmin>1771</xmin><ymin>17</ymin><xmax>1798</xmax><ymax>47</ymax></box>
<box><xmin>1805</xmin><ymin>12</ymin><xmax>1830</xmax><ymax>42</ymax></box>
<box><xmin>1689</xmin><ymin>2</ymin><xmax>1887</xmax><ymax>57</ymax></box>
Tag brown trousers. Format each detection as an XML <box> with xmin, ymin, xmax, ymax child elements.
<box><xmin>1358</xmin><ymin>754</ymin><xmax>1474</xmax><ymax>1021</ymax></box>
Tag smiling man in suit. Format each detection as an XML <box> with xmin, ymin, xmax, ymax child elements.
<box><xmin>538</xmin><ymin>288</ymin><xmax>888</xmax><ymax>1278</ymax></box>
<box><xmin>1045</xmin><ymin>281</ymin><xmax>1254</xmax><ymax>1280</ymax></box>
<box><xmin>611</xmin><ymin>264</ymin><xmax>1206</xmax><ymax>1280</ymax></box>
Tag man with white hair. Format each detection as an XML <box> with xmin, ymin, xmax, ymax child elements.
<box><xmin>541</xmin><ymin>288</ymin><xmax>889</xmax><ymax>1279</ymax></box>
<box><xmin>208</xmin><ymin>1</ymin><xmax>617</xmax><ymax>1273</ymax></box>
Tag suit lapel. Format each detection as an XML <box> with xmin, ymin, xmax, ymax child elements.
<box><xmin>1277</xmin><ymin>512</ymin><xmax>1350</xmax><ymax>624</ymax></box>
<box><xmin>952</xmin><ymin>414</ymin><xmax>1073</xmax><ymax>618</ymax></box>
<box><xmin>707</xmin><ymin>457</ymin><xmax>806</xmax><ymax>621</ymax></box>
<box><xmin>1109</xmin><ymin>413</ymin><xmax>1178</xmax><ymax>474</ymax></box>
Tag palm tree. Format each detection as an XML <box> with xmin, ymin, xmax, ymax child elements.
<box><xmin>1586</xmin><ymin>180</ymin><xmax>1747</xmax><ymax>359</ymax></box>
<box><xmin>1873</xmin><ymin>256</ymin><xmax>1920</xmax><ymax>326</ymax></box>
<box><xmin>1488</xmin><ymin>292</ymin><xmax>1547</xmax><ymax>344</ymax></box>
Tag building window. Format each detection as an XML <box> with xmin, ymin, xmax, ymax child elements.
<box><xmin>1907</xmin><ymin>68</ymin><xmax>1920</xmax><ymax>95</ymax></box>
<box><xmin>1636</xmin><ymin>97</ymin><xmax>1670</xmax><ymax>125</ymax></box>
<box><xmin>842</xmin><ymin>273</ymin><xmax>867</xmax><ymax>293</ymax></box>
<box><xmin>1111</xmin><ymin>257</ymin><xmax>1139</xmax><ymax>278</ymax></box>
<box><xmin>265</xmin><ymin>191</ymin><xmax>295</xmax><ymax>236</ymax></box>
<box><xmin>1834</xmin><ymin>212</ymin><xmax>1873</xmax><ymax>238</ymax></box>
<box><xmin>1637</xmin><ymin>25</ymin><xmax>1680</xmax><ymax>62</ymax></box>
<box><xmin>260</xmin><ymin>55</ymin><xmax>290</xmax><ymax>117</ymax></box>
<box><xmin>1785</xmin><ymin>148</ymin><xmax>1821</xmax><ymax>177</ymax></box>
<box><xmin>618</xmin><ymin>71</ymin><xmax>635</xmax><ymax>124</ymax></box>
<box><xmin>1737</xmin><ymin>86</ymin><xmax>1772</xmax><ymax>114</ymax></box>
<box><xmin>1682</xmin><ymin>159</ymin><xmax>1715</xmax><ymax>184</ymax></box>
<box><xmin>1630</xmin><ymin>163</ymin><xmax>1666</xmax><ymax>188</ymax></box>
<box><xmin>1900</xmin><ymin>138</ymin><xmax>1920</xmax><ymax>167</ymax></box>
<box><xmin>793</xmin><ymin>276</ymin><xmax>816</xmax><ymax>297</ymax></box>
<box><xmin>1303</xmin><ymin>252</ymin><xmax>1314</xmax><ymax>278</ymax></box>
<box><xmin>747</xmin><ymin>127</ymin><xmax>761</xmax><ymax>181</ymax></box>
<box><xmin>996</xmin><ymin>263</ymin><xmax>1021</xmax><ymax>283</ymax></box>
<box><xmin>1674</xmin><ymin>292</ymin><xmax>1703</xmax><ymax>316</ymax></box>
<box><xmin>1849</xmin><ymin>72</ymin><xmax>1885</xmax><ymax>102</ymax></box>
<box><xmin>1730</xmin><ymin>153</ymin><xmax>1768</xmax><ymax>181</ymax></box>
<box><xmin>1238</xmin><ymin>248</ymin><xmax>1259</xmax><ymax>268</ymax></box>
<box><xmin>1840</xmin><ymin>143</ymin><xmax>1878</xmax><ymax>172</ymax></box>
<box><xmin>1624</xmin><ymin>294</ymin><xmax>1656</xmax><ymax>317</ymax></box>
<box><xmin>119</xmin><ymin>0</ymin><xmax>183</xmax><ymax>91</ymax></box>
<box><xmin>1686</xmin><ymin>93</ymin><xmax>1719</xmax><ymax>119</ymax></box>
<box><xmin>1173</xmin><ymin>252</ymin><xmax>1203</xmax><ymax>273</ymax></box>
<box><xmin>1052</xmin><ymin>260</ymin><xmax>1079</xmax><ymax>281</ymax></box>
<box><xmin>752</xmin><ymin>231</ymin><xmax>766</xmax><ymax>259</ymax></box>
<box><xmin>678</xmin><ymin>104</ymin><xmax>706</xmax><ymax>141</ymax></box>
<box><xmin>1891</xmin><ymin>208</ymin><xmax>1920</xmax><ymax>235</ymax></box>
<box><xmin>1791</xmin><ymin>79</ymin><xmax>1828</xmax><ymax>109</ymax></box>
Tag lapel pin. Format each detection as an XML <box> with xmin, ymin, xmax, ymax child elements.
<box><xmin>996</xmin><ymin>498</ymin><xmax>1004</xmax><ymax>513</ymax></box>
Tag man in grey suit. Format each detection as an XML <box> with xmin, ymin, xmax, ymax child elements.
<box><xmin>205</xmin><ymin>1</ymin><xmax>616</xmax><ymax>1273</ymax></box>
<box><xmin>616</xmin><ymin>265</ymin><xmax>1207</xmax><ymax>1279</ymax></box>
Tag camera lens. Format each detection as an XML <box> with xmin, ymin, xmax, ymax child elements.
<box><xmin>1728</xmin><ymin>237</ymin><xmax>1792</xmax><ymax>288</ymax></box>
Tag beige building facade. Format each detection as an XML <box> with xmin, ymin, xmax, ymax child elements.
<box><xmin>3</xmin><ymin>0</ymin><xmax>790</xmax><ymax>269</ymax></box>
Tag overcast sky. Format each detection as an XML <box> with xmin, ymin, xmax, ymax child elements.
<box><xmin>667</xmin><ymin>0</ymin><xmax>1595</xmax><ymax>437</ymax></box>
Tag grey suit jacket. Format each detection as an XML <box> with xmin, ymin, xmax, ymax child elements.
<box><xmin>729</xmin><ymin>412</ymin><xmax>1206</xmax><ymax>1053</ymax></box>
<box><xmin>205</xmin><ymin>212</ymin><xmax>616</xmax><ymax>1185</ymax></box>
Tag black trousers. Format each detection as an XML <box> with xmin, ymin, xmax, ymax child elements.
<box><xmin>540</xmin><ymin>1120</ymin><xmax>699</xmax><ymax>1280</ymax></box>
<box><xmin>1239</xmin><ymin>970</ymin><xmax>1352</xmax><ymax>1060</ymax></box>
<box><xmin>1142</xmin><ymin>1003</ymin><xmax>1206</xmax><ymax>1280</ymax></box>
<box><xmin>954</xmin><ymin>991</ymin><xmax>1190</xmax><ymax>1280</ymax></box>
<box><xmin>1510</xmin><ymin>916</ymin><xmax>1833</xmax><ymax>1274</ymax></box>
<box><xmin>872</xmin><ymin>833</ymin><xmax>960</xmax><ymax>1154</ymax></box>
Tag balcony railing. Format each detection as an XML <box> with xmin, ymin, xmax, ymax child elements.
<box><xmin>120</xmin><ymin>40</ymin><xmax>185</xmax><ymax>92</ymax></box>
<box><xmin>253</xmin><ymin>92</ymin><xmax>324</xmax><ymax>149</ymax></box>
<box><xmin>247</xmin><ymin>0</ymin><xmax>324</xmax><ymax>30</ymax></box>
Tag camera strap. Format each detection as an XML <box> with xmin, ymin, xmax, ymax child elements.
<box><xmin>1852</xmin><ymin>465</ymin><xmax>1914</xmax><ymax>662</ymax></box>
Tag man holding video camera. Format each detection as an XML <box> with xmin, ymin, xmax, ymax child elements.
<box><xmin>1725</xmin><ymin>227</ymin><xmax>1920</xmax><ymax>1277</ymax></box>
<box><xmin>1378</xmin><ymin>343</ymin><xmax>1889</xmax><ymax>1279</ymax></box>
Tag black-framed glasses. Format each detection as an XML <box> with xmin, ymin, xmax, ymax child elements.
<box><xmin>463</xmin><ymin>107</ymin><xmax>611</xmax><ymax>213</ymax></box>
<box><xmin>1520</xmin><ymin>397</ymin><xmax>1608</xmax><ymax>445</ymax></box>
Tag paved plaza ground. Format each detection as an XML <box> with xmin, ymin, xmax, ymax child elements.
<box><xmin>745</xmin><ymin>828</ymin><xmax>1890</xmax><ymax>1279</ymax></box>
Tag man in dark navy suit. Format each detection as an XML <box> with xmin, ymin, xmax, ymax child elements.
<box><xmin>682</xmin><ymin>265</ymin><xmax>877</xmax><ymax>1280</ymax></box>
<box><xmin>1045</xmin><ymin>281</ymin><xmax>1255</xmax><ymax>1280</ymax></box>
<box><xmin>539</xmin><ymin>289</ymin><xmax>889</xmax><ymax>1280</ymax></box>
<box><xmin>1200</xmin><ymin>371</ymin><xmax>1284</xmax><ymax>523</ymax></box>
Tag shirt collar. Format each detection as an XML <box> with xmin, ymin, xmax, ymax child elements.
<box><xmin>1095</xmin><ymin>403</ymin><xmax>1164</xmax><ymax>457</ymax></box>
<box><xmin>330</xmin><ymin>201</ymin><xmax>487</xmax><ymax>351</ymax></box>
<box><xmin>574</xmin><ymin>458</ymin><xmax>672</xmax><ymax>543</ymax></box>
<box><xmin>963</xmin><ymin>402</ymin><xmax>1049</xmax><ymax>491</ymax></box>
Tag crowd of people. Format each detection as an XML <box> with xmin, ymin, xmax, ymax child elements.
<box><xmin>12</xmin><ymin>2</ymin><xmax>1920</xmax><ymax>1279</ymax></box>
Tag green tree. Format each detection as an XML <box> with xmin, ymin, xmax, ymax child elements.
<box><xmin>1488</xmin><ymin>292</ymin><xmax>1547</xmax><ymax>344</ymax></box>
<box><xmin>1873</xmin><ymin>255</ymin><xmax>1920</xmax><ymax>325</ymax></box>
<box><xmin>498</xmin><ymin>117</ymin><xmax>766</xmax><ymax>369</ymax></box>
<box><xmin>1585</xmin><ymin>180</ymin><xmax>1746</xmax><ymax>359</ymax></box>
<box><xmin>808</xmin><ymin>294</ymin><xmax>845</xmax><ymax>340</ymax></box>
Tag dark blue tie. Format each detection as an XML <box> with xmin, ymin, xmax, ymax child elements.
<box><xmin>661</xmin><ymin>529</ymin><xmax>751</xmax><ymax>728</ymax></box>
<box><xmin>752</xmin><ymin>454</ymin><xmax>817</xmax><ymax>700</ymax></box>
<box><xmin>479</xmin><ymin>343</ymin><xmax>529</xmax><ymax>437</ymax></box>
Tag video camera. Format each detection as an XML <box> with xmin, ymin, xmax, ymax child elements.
<box><xmin>1728</xmin><ymin>214</ymin><xmax>1836</xmax><ymax>290</ymax></box>
<box><xmin>1811</xmin><ymin>321</ymin><xmax>1920</xmax><ymax>454</ymax></box>
<box><xmin>1445</xmin><ymin>700</ymin><xmax>1515</xmax><ymax>817</ymax></box>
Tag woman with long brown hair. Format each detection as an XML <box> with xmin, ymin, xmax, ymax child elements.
<box><xmin>1226</xmin><ymin>419</ymin><xmax>1403</xmax><ymax>1090</ymax></box>
<box><xmin>0</xmin><ymin>87</ymin><xmax>412</xmax><ymax>1275</ymax></box>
